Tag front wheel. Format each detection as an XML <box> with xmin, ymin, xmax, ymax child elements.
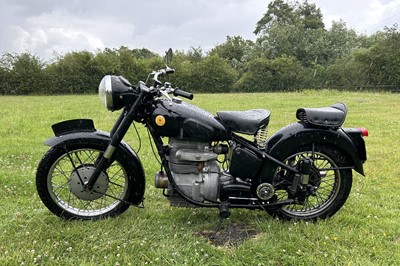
<box><xmin>268</xmin><ymin>144</ymin><xmax>353</xmax><ymax>221</ymax></box>
<box><xmin>36</xmin><ymin>141</ymin><xmax>143</xmax><ymax>220</ymax></box>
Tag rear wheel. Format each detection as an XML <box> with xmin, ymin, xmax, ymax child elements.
<box><xmin>268</xmin><ymin>144</ymin><xmax>352</xmax><ymax>221</ymax></box>
<box><xmin>36</xmin><ymin>142</ymin><xmax>143</xmax><ymax>220</ymax></box>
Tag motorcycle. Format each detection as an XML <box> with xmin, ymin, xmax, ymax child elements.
<box><xmin>36</xmin><ymin>49</ymin><xmax>368</xmax><ymax>221</ymax></box>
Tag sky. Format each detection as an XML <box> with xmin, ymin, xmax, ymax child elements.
<box><xmin>0</xmin><ymin>0</ymin><xmax>399</xmax><ymax>60</ymax></box>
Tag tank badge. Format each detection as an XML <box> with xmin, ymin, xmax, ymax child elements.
<box><xmin>155</xmin><ymin>115</ymin><xmax>166</xmax><ymax>126</ymax></box>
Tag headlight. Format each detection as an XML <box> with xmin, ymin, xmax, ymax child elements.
<box><xmin>98</xmin><ymin>75</ymin><xmax>133</xmax><ymax>111</ymax></box>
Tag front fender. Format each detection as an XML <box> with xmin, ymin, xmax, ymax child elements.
<box><xmin>257</xmin><ymin>122</ymin><xmax>366</xmax><ymax>184</ymax></box>
<box><xmin>45</xmin><ymin>119</ymin><xmax>139</xmax><ymax>162</ymax></box>
<box><xmin>44</xmin><ymin>119</ymin><xmax>145</xmax><ymax>200</ymax></box>
<box><xmin>45</xmin><ymin>130</ymin><xmax>138</xmax><ymax>159</ymax></box>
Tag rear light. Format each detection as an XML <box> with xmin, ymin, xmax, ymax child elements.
<box><xmin>360</xmin><ymin>128</ymin><xmax>369</xmax><ymax>137</ymax></box>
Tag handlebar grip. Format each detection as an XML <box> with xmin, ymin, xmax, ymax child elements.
<box><xmin>173</xmin><ymin>88</ymin><xmax>194</xmax><ymax>100</ymax></box>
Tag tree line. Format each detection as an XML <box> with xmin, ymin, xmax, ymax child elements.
<box><xmin>1</xmin><ymin>0</ymin><xmax>399</xmax><ymax>95</ymax></box>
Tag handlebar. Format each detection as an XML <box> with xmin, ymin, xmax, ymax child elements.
<box><xmin>173</xmin><ymin>88</ymin><xmax>194</xmax><ymax>100</ymax></box>
<box><xmin>143</xmin><ymin>67</ymin><xmax>193</xmax><ymax>101</ymax></box>
<box><xmin>152</xmin><ymin>68</ymin><xmax>175</xmax><ymax>86</ymax></box>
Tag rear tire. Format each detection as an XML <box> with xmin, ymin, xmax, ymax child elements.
<box><xmin>36</xmin><ymin>141</ymin><xmax>143</xmax><ymax>220</ymax></box>
<box><xmin>267</xmin><ymin>144</ymin><xmax>352</xmax><ymax>221</ymax></box>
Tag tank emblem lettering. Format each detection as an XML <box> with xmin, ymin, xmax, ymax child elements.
<box><xmin>155</xmin><ymin>115</ymin><xmax>166</xmax><ymax>126</ymax></box>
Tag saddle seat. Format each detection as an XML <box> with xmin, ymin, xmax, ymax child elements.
<box><xmin>296</xmin><ymin>102</ymin><xmax>348</xmax><ymax>128</ymax></box>
<box><xmin>217</xmin><ymin>109</ymin><xmax>270</xmax><ymax>135</ymax></box>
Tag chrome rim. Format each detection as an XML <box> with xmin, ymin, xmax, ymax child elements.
<box><xmin>274</xmin><ymin>151</ymin><xmax>341</xmax><ymax>217</ymax></box>
<box><xmin>47</xmin><ymin>148</ymin><xmax>128</xmax><ymax>217</ymax></box>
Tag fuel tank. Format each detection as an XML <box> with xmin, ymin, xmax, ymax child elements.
<box><xmin>148</xmin><ymin>99</ymin><xmax>230</xmax><ymax>140</ymax></box>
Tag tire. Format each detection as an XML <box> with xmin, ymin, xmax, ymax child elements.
<box><xmin>267</xmin><ymin>144</ymin><xmax>352</xmax><ymax>221</ymax></box>
<box><xmin>36</xmin><ymin>141</ymin><xmax>143</xmax><ymax>220</ymax></box>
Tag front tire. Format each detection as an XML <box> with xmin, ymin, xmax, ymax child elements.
<box><xmin>36</xmin><ymin>141</ymin><xmax>143</xmax><ymax>220</ymax></box>
<box><xmin>268</xmin><ymin>144</ymin><xmax>353</xmax><ymax>221</ymax></box>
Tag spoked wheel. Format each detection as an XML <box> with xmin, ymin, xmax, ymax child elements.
<box><xmin>36</xmin><ymin>141</ymin><xmax>143</xmax><ymax>220</ymax></box>
<box><xmin>268</xmin><ymin>144</ymin><xmax>352</xmax><ymax>221</ymax></box>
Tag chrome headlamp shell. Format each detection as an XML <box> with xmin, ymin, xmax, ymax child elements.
<box><xmin>98</xmin><ymin>75</ymin><xmax>133</xmax><ymax>111</ymax></box>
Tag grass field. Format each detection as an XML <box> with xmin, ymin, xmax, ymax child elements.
<box><xmin>0</xmin><ymin>91</ymin><xmax>399</xmax><ymax>265</ymax></box>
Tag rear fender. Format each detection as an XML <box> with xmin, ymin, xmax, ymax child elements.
<box><xmin>257</xmin><ymin>122</ymin><xmax>366</xmax><ymax>185</ymax></box>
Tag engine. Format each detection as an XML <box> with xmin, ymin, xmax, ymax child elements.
<box><xmin>155</xmin><ymin>138</ymin><xmax>227</xmax><ymax>205</ymax></box>
<box><xmin>155</xmin><ymin>134</ymin><xmax>267</xmax><ymax>206</ymax></box>
<box><xmin>169</xmin><ymin>138</ymin><xmax>221</xmax><ymax>202</ymax></box>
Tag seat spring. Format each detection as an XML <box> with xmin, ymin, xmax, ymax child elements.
<box><xmin>297</xmin><ymin>111</ymin><xmax>307</xmax><ymax>122</ymax></box>
<box><xmin>255</xmin><ymin>124</ymin><xmax>268</xmax><ymax>150</ymax></box>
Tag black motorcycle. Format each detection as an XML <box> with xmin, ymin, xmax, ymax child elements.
<box><xmin>36</xmin><ymin>49</ymin><xmax>368</xmax><ymax>221</ymax></box>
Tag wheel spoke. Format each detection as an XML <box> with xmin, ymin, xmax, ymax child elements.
<box><xmin>273</xmin><ymin>149</ymin><xmax>343</xmax><ymax>218</ymax></box>
<box><xmin>47</xmin><ymin>147</ymin><xmax>129</xmax><ymax>218</ymax></box>
<box><xmin>109</xmin><ymin>181</ymin><xmax>124</xmax><ymax>188</ymax></box>
<box><xmin>53</xmin><ymin>181</ymin><xmax>69</xmax><ymax>193</ymax></box>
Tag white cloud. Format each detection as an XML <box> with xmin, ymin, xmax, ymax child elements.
<box><xmin>314</xmin><ymin>0</ymin><xmax>400</xmax><ymax>33</ymax></box>
<box><xmin>0</xmin><ymin>0</ymin><xmax>399</xmax><ymax>59</ymax></box>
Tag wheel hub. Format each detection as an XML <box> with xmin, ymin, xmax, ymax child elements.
<box><xmin>308</xmin><ymin>168</ymin><xmax>323</xmax><ymax>195</ymax></box>
<box><xmin>68</xmin><ymin>166</ymin><xmax>109</xmax><ymax>200</ymax></box>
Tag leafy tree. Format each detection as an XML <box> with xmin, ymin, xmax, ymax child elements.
<box><xmin>168</xmin><ymin>52</ymin><xmax>237</xmax><ymax>93</ymax></box>
<box><xmin>0</xmin><ymin>53</ymin><xmax>45</xmax><ymax>94</ymax></box>
<box><xmin>258</xmin><ymin>19</ymin><xmax>329</xmax><ymax>66</ymax></box>
<box><xmin>187</xmin><ymin>46</ymin><xmax>203</xmax><ymax>62</ymax></box>
<box><xmin>254</xmin><ymin>0</ymin><xmax>324</xmax><ymax>35</ymax></box>
<box><xmin>210</xmin><ymin>36</ymin><xmax>254</xmax><ymax>70</ymax></box>
<box><xmin>93</xmin><ymin>48</ymin><xmax>121</xmax><ymax>76</ymax></box>
<box><xmin>0</xmin><ymin>0</ymin><xmax>398</xmax><ymax>95</ymax></box>
<box><xmin>354</xmin><ymin>25</ymin><xmax>400</xmax><ymax>88</ymax></box>
<box><xmin>296</xmin><ymin>0</ymin><xmax>324</xmax><ymax>29</ymax></box>
<box><xmin>115</xmin><ymin>46</ymin><xmax>162</xmax><ymax>84</ymax></box>
<box><xmin>116</xmin><ymin>46</ymin><xmax>142</xmax><ymax>83</ymax></box>
<box><xmin>235</xmin><ymin>56</ymin><xmax>306</xmax><ymax>92</ymax></box>
<box><xmin>130</xmin><ymin>48</ymin><xmax>158</xmax><ymax>59</ymax></box>
<box><xmin>91</xmin><ymin>46</ymin><xmax>162</xmax><ymax>87</ymax></box>
<box><xmin>322</xmin><ymin>55</ymin><xmax>364</xmax><ymax>88</ymax></box>
<box><xmin>254</xmin><ymin>0</ymin><xmax>295</xmax><ymax>35</ymax></box>
<box><xmin>195</xmin><ymin>54</ymin><xmax>237</xmax><ymax>93</ymax></box>
<box><xmin>0</xmin><ymin>57</ymin><xmax>10</xmax><ymax>95</ymax></box>
<box><xmin>46</xmin><ymin>51</ymin><xmax>99</xmax><ymax>94</ymax></box>
<box><xmin>321</xmin><ymin>21</ymin><xmax>360</xmax><ymax>64</ymax></box>
<box><xmin>255</xmin><ymin>0</ymin><xmax>327</xmax><ymax>67</ymax></box>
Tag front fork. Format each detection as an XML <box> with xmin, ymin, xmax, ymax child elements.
<box><xmin>85</xmin><ymin>92</ymin><xmax>145</xmax><ymax>190</ymax></box>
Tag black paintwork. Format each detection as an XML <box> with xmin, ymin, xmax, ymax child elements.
<box><xmin>229</xmin><ymin>146</ymin><xmax>263</xmax><ymax>179</ymax></box>
<box><xmin>42</xmin><ymin>80</ymin><xmax>367</xmax><ymax>212</ymax></box>
<box><xmin>254</xmin><ymin>122</ymin><xmax>366</xmax><ymax>186</ymax></box>
<box><xmin>44</xmin><ymin>120</ymin><xmax>146</xmax><ymax>200</ymax></box>
<box><xmin>51</xmin><ymin>119</ymin><xmax>95</xmax><ymax>137</ymax></box>
<box><xmin>217</xmin><ymin>109</ymin><xmax>270</xmax><ymax>134</ymax></box>
<box><xmin>148</xmin><ymin>99</ymin><xmax>230</xmax><ymax>140</ymax></box>
<box><xmin>296</xmin><ymin>102</ymin><xmax>348</xmax><ymax>128</ymax></box>
<box><xmin>147</xmin><ymin>98</ymin><xmax>366</xmax><ymax>205</ymax></box>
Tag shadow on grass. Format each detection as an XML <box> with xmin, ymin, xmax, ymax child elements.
<box><xmin>197</xmin><ymin>221</ymin><xmax>259</xmax><ymax>247</ymax></box>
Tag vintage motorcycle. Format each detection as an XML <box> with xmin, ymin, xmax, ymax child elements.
<box><xmin>36</xmin><ymin>49</ymin><xmax>368</xmax><ymax>221</ymax></box>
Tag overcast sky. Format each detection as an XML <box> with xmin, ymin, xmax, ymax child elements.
<box><xmin>1</xmin><ymin>0</ymin><xmax>399</xmax><ymax>60</ymax></box>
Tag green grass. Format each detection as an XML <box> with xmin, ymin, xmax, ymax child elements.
<box><xmin>0</xmin><ymin>91</ymin><xmax>399</xmax><ymax>265</ymax></box>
